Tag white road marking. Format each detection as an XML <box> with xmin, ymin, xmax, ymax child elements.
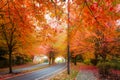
<box><xmin>5</xmin><ymin>64</ymin><xmax>49</xmax><ymax>80</ymax></box>
<box><xmin>47</xmin><ymin>68</ymin><xmax>67</xmax><ymax>80</ymax></box>
<box><xmin>35</xmin><ymin>65</ymin><xmax>67</xmax><ymax>80</ymax></box>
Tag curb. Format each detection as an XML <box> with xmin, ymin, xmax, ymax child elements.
<box><xmin>3</xmin><ymin>65</ymin><xmax>50</xmax><ymax>80</ymax></box>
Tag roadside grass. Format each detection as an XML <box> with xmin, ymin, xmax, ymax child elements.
<box><xmin>19</xmin><ymin>64</ymin><xmax>50</xmax><ymax>73</ymax></box>
<box><xmin>50</xmin><ymin>63</ymin><xmax>84</xmax><ymax>80</ymax></box>
<box><xmin>0</xmin><ymin>62</ymin><xmax>35</xmax><ymax>72</ymax></box>
<box><xmin>0</xmin><ymin>64</ymin><xmax>50</xmax><ymax>80</ymax></box>
<box><xmin>0</xmin><ymin>63</ymin><xmax>50</xmax><ymax>74</ymax></box>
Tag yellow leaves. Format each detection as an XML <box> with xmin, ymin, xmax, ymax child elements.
<box><xmin>35</xmin><ymin>14</ymin><xmax>46</xmax><ymax>22</ymax></box>
<box><xmin>50</xmin><ymin>13</ymin><xmax>56</xmax><ymax>18</ymax></box>
<box><xmin>82</xmin><ymin>52</ymin><xmax>95</xmax><ymax>60</ymax></box>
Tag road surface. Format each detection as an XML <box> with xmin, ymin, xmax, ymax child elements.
<box><xmin>0</xmin><ymin>63</ymin><xmax>48</xmax><ymax>75</ymax></box>
<box><xmin>7</xmin><ymin>63</ymin><xmax>66</xmax><ymax>80</ymax></box>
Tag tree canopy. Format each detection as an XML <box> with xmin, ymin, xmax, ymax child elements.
<box><xmin>0</xmin><ymin>0</ymin><xmax>120</xmax><ymax>73</ymax></box>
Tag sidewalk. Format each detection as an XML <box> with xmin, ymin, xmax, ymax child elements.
<box><xmin>76</xmin><ymin>65</ymin><xmax>99</xmax><ymax>80</ymax></box>
<box><xmin>0</xmin><ymin>62</ymin><xmax>48</xmax><ymax>75</ymax></box>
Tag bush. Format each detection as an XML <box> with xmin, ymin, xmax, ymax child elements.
<box><xmin>0</xmin><ymin>60</ymin><xmax>9</xmax><ymax>68</ymax></box>
<box><xmin>0</xmin><ymin>57</ymin><xmax>8</xmax><ymax>68</ymax></box>
<box><xmin>15</xmin><ymin>55</ymin><xmax>32</xmax><ymax>65</ymax></box>
<box><xmin>97</xmin><ymin>60</ymin><xmax>120</xmax><ymax>79</ymax></box>
<box><xmin>83</xmin><ymin>59</ymin><xmax>91</xmax><ymax>65</ymax></box>
<box><xmin>97</xmin><ymin>62</ymin><xmax>113</xmax><ymax>76</ymax></box>
<box><xmin>109</xmin><ymin>59</ymin><xmax>120</xmax><ymax>70</ymax></box>
<box><xmin>91</xmin><ymin>59</ymin><xmax>98</xmax><ymax>65</ymax></box>
<box><xmin>112</xmin><ymin>64</ymin><xmax>120</xmax><ymax>70</ymax></box>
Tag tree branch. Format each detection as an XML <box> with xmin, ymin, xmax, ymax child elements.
<box><xmin>84</xmin><ymin>0</ymin><xmax>103</xmax><ymax>27</ymax></box>
<box><xmin>12</xmin><ymin>1</ymin><xmax>24</xmax><ymax>23</ymax></box>
<box><xmin>0</xmin><ymin>0</ymin><xmax>8</xmax><ymax>10</ymax></box>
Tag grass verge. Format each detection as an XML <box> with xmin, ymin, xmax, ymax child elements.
<box><xmin>50</xmin><ymin>63</ymin><xmax>84</xmax><ymax>80</ymax></box>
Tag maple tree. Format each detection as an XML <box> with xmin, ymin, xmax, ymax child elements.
<box><xmin>0</xmin><ymin>0</ymin><xmax>36</xmax><ymax>73</ymax></box>
<box><xmin>0</xmin><ymin>0</ymin><xmax>120</xmax><ymax>74</ymax></box>
<box><xmin>32</xmin><ymin>0</ymin><xmax>67</xmax><ymax>65</ymax></box>
<box><xmin>0</xmin><ymin>0</ymin><xmax>67</xmax><ymax>70</ymax></box>
<box><xmin>70</xmin><ymin>0</ymin><xmax>120</xmax><ymax>65</ymax></box>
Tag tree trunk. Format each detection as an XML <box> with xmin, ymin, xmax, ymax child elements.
<box><xmin>49</xmin><ymin>57</ymin><xmax>51</xmax><ymax>65</ymax></box>
<box><xmin>74</xmin><ymin>56</ymin><xmax>77</xmax><ymax>65</ymax></box>
<box><xmin>9</xmin><ymin>50</ymin><xmax>12</xmax><ymax>73</ymax></box>
<box><xmin>52</xmin><ymin>57</ymin><xmax>55</xmax><ymax>64</ymax></box>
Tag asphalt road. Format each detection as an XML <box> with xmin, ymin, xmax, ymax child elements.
<box><xmin>7</xmin><ymin>63</ymin><xmax>66</xmax><ymax>80</ymax></box>
<box><xmin>13</xmin><ymin>63</ymin><xmax>49</xmax><ymax>73</ymax></box>
<box><xmin>0</xmin><ymin>63</ymin><xmax>48</xmax><ymax>75</ymax></box>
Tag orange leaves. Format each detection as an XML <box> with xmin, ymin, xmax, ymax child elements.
<box><xmin>70</xmin><ymin>27</ymin><xmax>95</xmax><ymax>55</ymax></box>
<box><xmin>69</xmin><ymin>0</ymin><xmax>120</xmax><ymax>57</ymax></box>
<box><xmin>74</xmin><ymin>0</ymin><xmax>84</xmax><ymax>5</ymax></box>
<box><xmin>90</xmin><ymin>2</ymin><xmax>98</xmax><ymax>11</ymax></box>
<box><xmin>1</xmin><ymin>0</ymin><xmax>119</xmax><ymax>57</ymax></box>
<box><xmin>0</xmin><ymin>0</ymin><xmax>39</xmax><ymax>56</ymax></box>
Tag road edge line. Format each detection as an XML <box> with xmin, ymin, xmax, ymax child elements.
<box><xmin>35</xmin><ymin>65</ymin><xmax>67</xmax><ymax>80</ymax></box>
<box><xmin>4</xmin><ymin>64</ymin><xmax>49</xmax><ymax>80</ymax></box>
<box><xmin>47</xmin><ymin>68</ymin><xmax>67</xmax><ymax>80</ymax></box>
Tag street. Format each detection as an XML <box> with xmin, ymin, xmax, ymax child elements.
<box><xmin>7</xmin><ymin>63</ymin><xmax>66</xmax><ymax>80</ymax></box>
<box><xmin>0</xmin><ymin>63</ymin><xmax>49</xmax><ymax>75</ymax></box>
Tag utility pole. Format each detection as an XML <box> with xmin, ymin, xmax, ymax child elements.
<box><xmin>67</xmin><ymin>0</ymin><xmax>70</xmax><ymax>75</ymax></box>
